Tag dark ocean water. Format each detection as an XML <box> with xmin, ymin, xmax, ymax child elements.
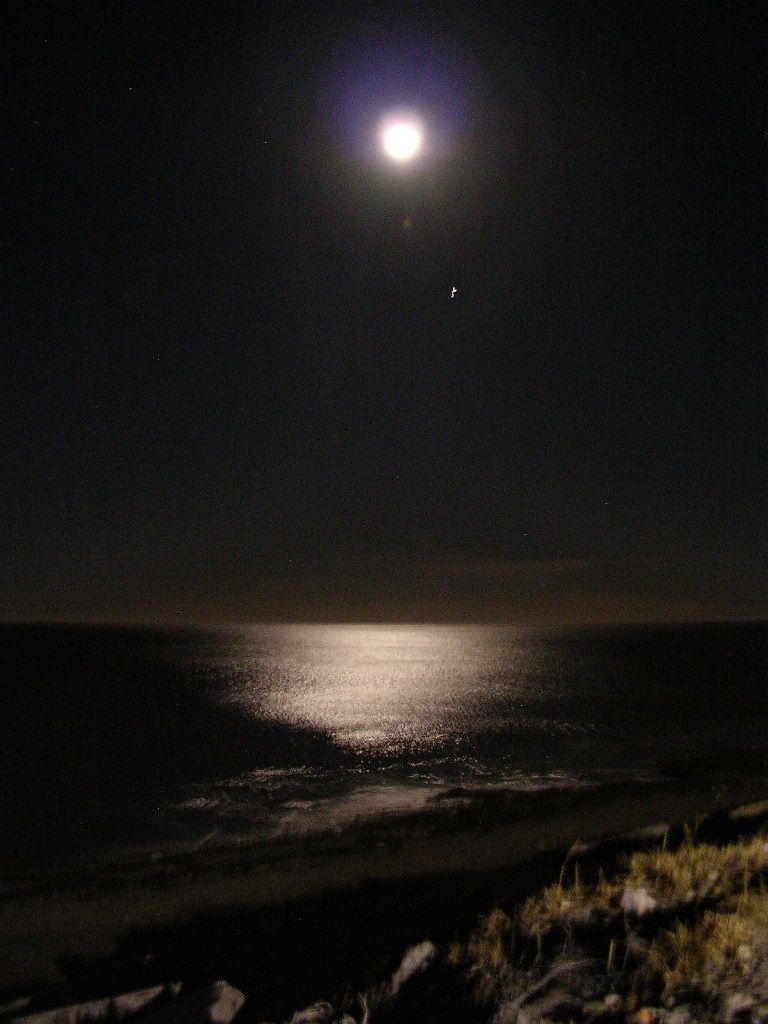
<box><xmin>1</xmin><ymin>622</ymin><xmax>766</xmax><ymax>871</ymax></box>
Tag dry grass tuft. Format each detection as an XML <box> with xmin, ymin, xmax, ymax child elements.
<box><xmin>641</xmin><ymin>890</ymin><xmax>768</xmax><ymax>1002</ymax></box>
<box><xmin>452</xmin><ymin>827</ymin><xmax>768</xmax><ymax>1014</ymax></box>
<box><xmin>621</xmin><ymin>834</ymin><xmax>768</xmax><ymax>908</ymax></box>
<box><xmin>465</xmin><ymin>908</ymin><xmax>514</xmax><ymax>977</ymax></box>
<box><xmin>519</xmin><ymin>875</ymin><xmax>609</xmax><ymax>940</ymax></box>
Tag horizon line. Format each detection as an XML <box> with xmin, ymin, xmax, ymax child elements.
<box><xmin>2</xmin><ymin>616</ymin><xmax>766</xmax><ymax>631</ymax></box>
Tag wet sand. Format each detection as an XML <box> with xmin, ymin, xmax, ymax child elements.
<box><xmin>1</xmin><ymin>753</ymin><xmax>767</xmax><ymax>1016</ymax></box>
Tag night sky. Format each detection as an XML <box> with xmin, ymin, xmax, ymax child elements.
<box><xmin>3</xmin><ymin>2</ymin><xmax>766</xmax><ymax>625</ymax></box>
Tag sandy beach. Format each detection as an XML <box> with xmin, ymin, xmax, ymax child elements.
<box><xmin>2</xmin><ymin>752</ymin><xmax>767</xmax><ymax>1017</ymax></box>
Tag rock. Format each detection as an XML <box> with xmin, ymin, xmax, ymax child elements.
<box><xmin>357</xmin><ymin>993</ymin><xmax>369</xmax><ymax>1024</ymax></box>
<box><xmin>0</xmin><ymin>998</ymin><xmax>31</xmax><ymax>1021</ymax></box>
<box><xmin>13</xmin><ymin>986</ymin><xmax>167</xmax><ymax>1024</ymax></box>
<box><xmin>13</xmin><ymin>1002</ymin><xmax>111</xmax><ymax>1024</ymax></box>
<box><xmin>665</xmin><ymin>1005</ymin><xmax>694</xmax><ymax>1024</ymax></box>
<box><xmin>141</xmin><ymin>981</ymin><xmax>243</xmax><ymax>1024</ymax></box>
<box><xmin>723</xmin><ymin>994</ymin><xmax>755</xmax><ymax>1023</ymax></box>
<box><xmin>728</xmin><ymin>800</ymin><xmax>768</xmax><ymax>826</ymax></box>
<box><xmin>390</xmin><ymin>940</ymin><xmax>437</xmax><ymax>994</ymax></box>
<box><xmin>114</xmin><ymin>986</ymin><xmax>167</xmax><ymax>1018</ymax></box>
<box><xmin>207</xmin><ymin>982</ymin><xmax>245</xmax><ymax>1024</ymax></box>
<box><xmin>493</xmin><ymin>960</ymin><xmax>600</xmax><ymax>1024</ymax></box>
<box><xmin>11</xmin><ymin>986</ymin><xmax>243</xmax><ymax>1024</ymax></box>
<box><xmin>621</xmin><ymin>886</ymin><xmax>659</xmax><ymax>917</ymax></box>
<box><xmin>288</xmin><ymin>1002</ymin><xmax>334</xmax><ymax>1024</ymax></box>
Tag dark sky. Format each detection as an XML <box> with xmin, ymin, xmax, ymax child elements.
<box><xmin>3</xmin><ymin>1</ymin><xmax>766</xmax><ymax>625</ymax></box>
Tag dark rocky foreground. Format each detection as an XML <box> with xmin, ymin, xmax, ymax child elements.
<box><xmin>2</xmin><ymin>797</ymin><xmax>768</xmax><ymax>1024</ymax></box>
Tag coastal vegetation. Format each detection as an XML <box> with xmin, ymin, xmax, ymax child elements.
<box><xmin>445</xmin><ymin>828</ymin><xmax>768</xmax><ymax>1023</ymax></box>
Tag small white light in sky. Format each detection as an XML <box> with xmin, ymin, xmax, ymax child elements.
<box><xmin>451</xmin><ymin>287</ymin><xmax>457</xmax><ymax>298</ymax></box>
<box><xmin>380</xmin><ymin>115</ymin><xmax>423</xmax><ymax>162</ymax></box>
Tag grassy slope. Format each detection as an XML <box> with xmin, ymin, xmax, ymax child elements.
<box><xmin>453</xmin><ymin>826</ymin><xmax>768</xmax><ymax>1020</ymax></box>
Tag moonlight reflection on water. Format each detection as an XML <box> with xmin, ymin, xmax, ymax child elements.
<box><xmin>3</xmin><ymin>622</ymin><xmax>765</xmax><ymax>863</ymax></box>
<box><xmin>228</xmin><ymin>625</ymin><xmax>546</xmax><ymax>757</ymax></box>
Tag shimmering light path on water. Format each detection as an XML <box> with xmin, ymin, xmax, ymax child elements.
<box><xmin>223</xmin><ymin>625</ymin><xmax>557</xmax><ymax>757</ymax></box>
<box><xmin>1</xmin><ymin>622</ymin><xmax>765</xmax><ymax>866</ymax></box>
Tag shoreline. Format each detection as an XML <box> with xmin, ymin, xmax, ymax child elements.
<box><xmin>2</xmin><ymin>752</ymin><xmax>767</xmax><ymax>1008</ymax></box>
<box><xmin>4</xmin><ymin>750</ymin><xmax>765</xmax><ymax>895</ymax></box>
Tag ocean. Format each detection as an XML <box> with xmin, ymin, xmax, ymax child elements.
<box><xmin>1</xmin><ymin>622</ymin><xmax>766</xmax><ymax>873</ymax></box>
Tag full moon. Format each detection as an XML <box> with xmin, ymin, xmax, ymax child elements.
<box><xmin>379</xmin><ymin>116</ymin><xmax>423</xmax><ymax>162</ymax></box>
